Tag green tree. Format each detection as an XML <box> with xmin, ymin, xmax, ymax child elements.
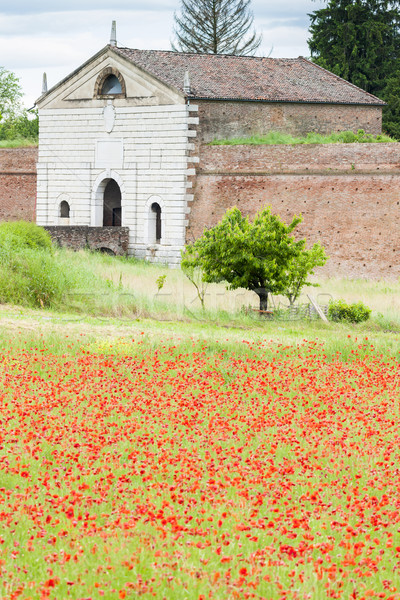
<box><xmin>308</xmin><ymin>0</ymin><xmax>400</xmax><ymax>137</ymax></box>
<box><xmin>181</xmin><ymin>207</ymin><xmax>327</xmax><ymax>311</ymax></box>
<box><xmin>0</xmin><ymin>67</ymin><xmax>23</xmax><ymax>121</ymax></box>
<box><xmin>283</xmin><ymin>242</ymin><xmax>327</xmax><ymax>306</ymax></box>
<box><xmin>172</xmin><ymin>0</ymin><xmax>262</xmax><ymax>55</ymax></box>
<box><xmin>0</xmin><ymin>68</ymin><xmax>38</xmax><ymax>142</ymax></box>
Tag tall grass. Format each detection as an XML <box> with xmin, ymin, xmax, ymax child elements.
<box><xmin>211</xmin><ymin>129</ymin><xmax>396</xmax><ymax>145</ymax></box>
<box><xmin>0</xmin><ymin>138</ymin><xmax>38</xmax><ymax>148</ymax></box>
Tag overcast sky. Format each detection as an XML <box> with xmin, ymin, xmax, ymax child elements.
<box><xmin>1</xmin><ymin>0</ymin><xmax>325</xmax><ymax>108</ymax></box>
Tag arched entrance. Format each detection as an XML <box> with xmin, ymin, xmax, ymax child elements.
<box><xmin>103</xmin><ymin>179</ymin><xmax>122</xmax><ymax>226</ymax></box>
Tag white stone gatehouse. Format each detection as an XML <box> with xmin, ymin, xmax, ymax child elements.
<box><xmin>36</xmin><ymin>32</ymin><xmax>196</xmax><ymax>264</ymax></box>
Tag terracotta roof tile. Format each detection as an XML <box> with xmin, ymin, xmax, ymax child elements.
<box><xmin>114</xmin><ymin>47</ymin><xmax>385</xmax><ymax>106</ymax></box>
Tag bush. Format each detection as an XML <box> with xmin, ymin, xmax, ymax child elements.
<box><xmin>0</xmin><ymin>110</ymin><xmax>38</xmax><ymax>142</ymax></box>
<box><xmin>328</xmin><ymin>299</ymin><xmax>371</xmax><ymax>323</ymax></box>
<box><xmin>0</xmin><ymin>223</ymin><xmax>66</xmax><ymax>308</ymax></box>
<box><xmin>0</xmin><ymin>247</ymin><xmax>68</xmax><ymax>308</ymax></box>
<box><xmin>0</xmin><ymin>221</ymin><xmax>53</xmax><ymax>252</ymax></box>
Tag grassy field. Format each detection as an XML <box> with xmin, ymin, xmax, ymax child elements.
<box><xmin>50</xmin><ymin>248</ymin><xmax>399</xmax><ymax>319</ymax></box>
<box><xmin>1</xmin><ymin>252</ymin><xmax>400</xmax><ymax>599</ymax></box>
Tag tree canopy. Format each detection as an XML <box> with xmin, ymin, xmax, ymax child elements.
<box><xmin>0</xmin><ymin>67</ymin><xmax>23</xmax><ymax>122</ymax></box>
<box><xmin>307</xmin><ymin>0</ymin><xmax>400</xmax><ymax>138</ymax></box>
<box><xmin>0</xmin><ymin>67</ymin><xmax>38</xmax><ymax>142</ymax></box>
<box><xmin>172</xmin><ymin>0</ymin><xmax>262</xmax><ymax>55</ymax></box>
<box><xmin>181</xmin><ymin>207</ymin><xmax>327</xmax><ymax>311</ymax></box>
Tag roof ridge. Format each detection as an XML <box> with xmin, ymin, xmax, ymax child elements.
<box><xmin>116</xmin><ymin>47</ymin><xmax>304</xmax><ymax>61</ymax></box>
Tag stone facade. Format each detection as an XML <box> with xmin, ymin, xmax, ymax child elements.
<box><xmin>0</xmin><ymin>148</ymin><xmax>37</xmax><ymax>222</ymax></box>
<box><xmin>36</xmin><ymin>47</ymin><xmax>196</xmax><ymax>266</ymax></box>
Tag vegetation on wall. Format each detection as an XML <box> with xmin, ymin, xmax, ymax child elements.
<box><xmin>308</xmin><ymin>0</ymin><xmax>400</xmax><ymax>139</ymax></box>
<box><xmin>211</xmin><ymin>129</ymin><xmax>396</xmax><ymax>145</ymax></box>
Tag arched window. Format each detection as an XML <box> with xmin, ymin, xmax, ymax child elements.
<box><xmin>94</xmin><ymin>68</ymin><xmax>126</xmax><ymax>98</ymax></box>
<box><xmin>60</xmin><ymin>200</ymin><xmax>70</xmax><ymax>218</ymax></box>
<box><xmin>101</xmin><ymin>75</ymin><xmax>122</xmax><ymax>95</ymax></box>
<box><xmin>151</xmin><ymin>203</ymin><xmax>162</xmax><ymax>243</ymax></box>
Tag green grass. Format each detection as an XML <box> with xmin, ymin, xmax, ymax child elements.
<box><xmin>0</xmin><ymin>137</ymin><xmax>38</xmax><ymax>148</ymax></box>
<box><xmin>1</xmin><ymin>241</ymin><xmax>400</xmax><ymax>359</ymax></box>
<box><xmin>210</xmin><ymin>129</ymin><xmax>396</xmax><ymax>146</ymax></box>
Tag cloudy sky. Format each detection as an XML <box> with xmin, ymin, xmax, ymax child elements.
<box><xmin>1</xmin><ymin>0</ymin><xmax>325</xmax><ymax>109</ymax></box>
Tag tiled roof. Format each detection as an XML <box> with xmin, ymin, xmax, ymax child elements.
<box><xmin>114</xmin><ymin>47</ymin><xmax>385</xmax><ymax>106</ymax></box>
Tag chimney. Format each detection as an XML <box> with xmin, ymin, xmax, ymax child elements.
<box><xmin>184</xmin><ymin>71</ymin><xmax>191</xmax><ymax>95</ymax></box>
<box><xmin>42</xmin><ymin>72</ymin><xmax>48</xmax><ymax>95</ymax></box>
<box><xmin>110</xmin><ymin>20</ymin><xmax>117</xmax><ymax>46</ymax></box>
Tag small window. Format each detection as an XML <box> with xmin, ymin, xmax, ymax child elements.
<box><xmin>60</xmin><ymin>200</ymin><xmax>70</xmax><ymax>218</ymax></box>
<box><xmin>101</xmin><ymin>75</ymin><xmax>122</xmax><ymax>95</ymax></box>
<box><xmin>94</xmin><ymin>69</ymin><xmax>126</xmax><ymax>98</ymax></box>
<box><xmin>151</xmin><ymin>203</ymin><xmax>162</xmax><ymax>243</ymax></box>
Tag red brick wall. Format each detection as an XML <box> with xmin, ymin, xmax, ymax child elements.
<box><xmin>0</xmin><ymin>147</ymin><xmax>37</xmax><ymax>222</ymax></box>
<box><xmin>196</xmin><ymin>101</ymin><xmax>383</xmax><ymax>143</ymax></box>
<box><xmin>189</xmin><ymin>143</ymin><xmax>400</xmax><ymax>279</ymax></box>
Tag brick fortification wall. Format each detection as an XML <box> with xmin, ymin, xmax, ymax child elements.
<box><xmin>0</xmin><ymin>147</ymin><xmax>37</xmax><ymax>222</ymax></box>
<box><xmin>189</xmin><ymin>143</ymin><xmax>400</xmax><ymax>279</ymax></box>
<box><xmin>196</xmin><ymin>101</ymin><xmax>382</xmax><ymax>143</ymax></box>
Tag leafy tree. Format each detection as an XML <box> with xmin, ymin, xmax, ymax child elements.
<box><xmin>0</xmin><ymin>110</ymin><xmax>38</xmax><ymax>141</ymax></box>
<box><xmin>0</xmin><ymin>67</ymin><xmax>38</xmax><ymax>142</ymax></box>
<box><xmin>181</xmin><ymin>207</ymin><xmax>327</xmax><ymax>311</ymax></box>
<box><xmin>283</xmin><ymin>242</ymin><xmax>327</xmax><ymax>306</ymax></box>
<box><xmin>0</xmin><ymin>67</ymin><xmax>23</xmax><ymax>121</ymax></box>
<box><xmin>308</xmin><ymin>0</ymin><xmax>400</xmax><ymax>137</ymax></box>
<box><xmin>172</xmin><ymin>0</ymin><xmax>262</xmax><ymax>55</ymax></box>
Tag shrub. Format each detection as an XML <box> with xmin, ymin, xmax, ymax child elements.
<box><xmin>0</xmin><ymin>221</ymin><xmax>53</xmax><ymax>252</ymax></box>
<box><xmin>0</xmin><ymin>247</ymin><xmax>68</xmax><ymax>308</ymax></box>
<box><xmin>328</xmin><ymin>299</ymin><xmax>371</xmax><ymax>323</ymax></box>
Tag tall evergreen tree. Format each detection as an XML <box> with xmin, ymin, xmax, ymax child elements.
<box><xmin>172</xmin><ymin>0</ymin><xmax>262</xmax><ymax>55</ymax></box>
<box><xmin>308</xmin><ymin>0</ymin><xmax>400</xmax><ymax>137</ymax></box>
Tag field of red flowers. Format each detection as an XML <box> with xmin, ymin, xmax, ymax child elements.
<box><xmin>1</xmin><ymin>336</ymin><xmax>400</xmax><ymax>599</ymax></box>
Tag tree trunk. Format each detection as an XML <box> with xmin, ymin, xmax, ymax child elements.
<box><xmin>255</xmin><ymin>288</ymin><xmax>269</xmax><ymax>311</ymax></box>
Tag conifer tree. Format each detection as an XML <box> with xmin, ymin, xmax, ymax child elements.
<box><xmin>172</xmin><ymin>0</ymin><xmax>262</xmax><ymax>55</ymax></box>
<box><xmin>308</xmin><ymin>0</ymin><xmax>400</xmax><ymax>137</ymax></box>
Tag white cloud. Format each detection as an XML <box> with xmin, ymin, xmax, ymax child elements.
<box><xmin>1</xmin><ymin>0</ymin><xmax>326</xmax><ymax>108</ymax></box>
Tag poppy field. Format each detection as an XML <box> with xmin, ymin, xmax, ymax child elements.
<box><xmin>1</xmin><ymin>335</ymin><xmax>400</xmax><ymax>600</ymax></box>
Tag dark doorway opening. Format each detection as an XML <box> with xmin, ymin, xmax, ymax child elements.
<box><xmin>103</xmin><ymin>180</ymin><xmax>122</xmax><ymax>226</ymax></box>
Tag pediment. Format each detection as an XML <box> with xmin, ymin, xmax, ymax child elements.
<box><xmin>37</xmin><ymin>47</ymin><xmax>184</xmax><ymax>109</ymax></box>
